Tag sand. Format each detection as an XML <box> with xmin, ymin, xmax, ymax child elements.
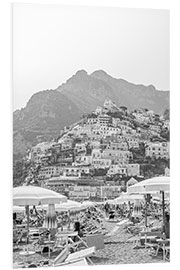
<box><xmin>13</xmin><ymin>219</ymin><xmax>168</xmax><ymax>268</ymax></box>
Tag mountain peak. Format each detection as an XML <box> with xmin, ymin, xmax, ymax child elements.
<box><xmin>91</xmin><ymin>70</ymin><xmax>109</xmax><ymax>78</ymax></box>
<box><xmin>75</xmin><ymin>70</ymin><xmax>88</xmax><ymax>77</ymax></box>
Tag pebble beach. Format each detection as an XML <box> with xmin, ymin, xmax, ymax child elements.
<box><xmin>13</xmin><ymin>217</ymin><xmax>167</xmax><ymax>268</ymax></box>
<box><xmin>90</xmin><ymin>220</ymin><xmax>162</xmax><ymax>265</ymax></box>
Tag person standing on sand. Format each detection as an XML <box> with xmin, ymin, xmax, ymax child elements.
<box><xmin>162</xmin><ymin>212</ymin><xmax>170</xmax><ymax>239</ymax></box>
<box><xmin>104</xmin><ymin>202</ymin><xmax>110</xmax><ymax>217</ymax></box>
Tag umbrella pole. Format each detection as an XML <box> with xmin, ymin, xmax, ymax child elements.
<box><xmin>162</xmin><ymin>191</ymin><xmax>165</xmax><ymax>233</ymax></box>
<box><xmin>68</xmin><ymin>210</ymin><xmax>70</xmax><ymax>230</ymax></box>
<box><xmin>144</xmin><ymin>196</ymin><xmax>148</xmax><ymax>248</ymax></box>
<box><xmin>145</xmin><ymin>195</ymin><xmax>147</xmax><ymax>228</ymax></box>
<box><xmin>26</xmin><ymin>205</ymin><xmax>29</xmax><ymax>252</ymax></box>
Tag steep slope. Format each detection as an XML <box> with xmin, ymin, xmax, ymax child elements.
<box><xmin>13</xmin><ymin>90</ymin><xmax>82</xmax><ymax>158</ymax></box>
<box><xmin>56</xmin><ymin>70</ymin><xmax>169</xmax><ymax>115</ymax></box>
<box><xmin>56</xmin><ymin>70</ymin><xmax>114</xmax><ymax>113</ymax></box>
<box><xmin>90</xmin><ymin>70</ymin><xmax>169</xmax><ymax>114</ymax></box>
<box><xmin>13</xmin><ymin>69</ymin><xmax>169</xmax><ymax>158</ymax></box>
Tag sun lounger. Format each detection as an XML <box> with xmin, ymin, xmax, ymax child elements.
<box><xmin>65</xmin><ymin>246</ymin><xmax>96</xmax><ymax>262</ymax></box>
<box><xmin>164</xmin><ymin>246</ymin><xmax>170</xmax><ymax>261</ymax></box>
<box><xmin>13</xmin><ymin>229</ymin><xmax>23</xmax><ymax>249</ymax></box>
<box><xmin>59</xmin><ymin>258</ymin><xmax>88</xmax><ymax>267</ymax></box>
<box><xmin>52</xmin><ymin>246</ymin><xmax>96</xmax><ymax>266</ymax></box>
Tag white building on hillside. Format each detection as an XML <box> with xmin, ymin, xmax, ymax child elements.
<box><xmin>92</xmin><ymin>158</ymin><xmax>111</xmax><ymax>169</ymax></box>
<box><xmin>74</xmin><ymin>155</ymin><xmax>92</xmax><ymax>166</ymax></box>
<box><xmin>97</xmin><ymin>114</ymin><xmax>111</xmax><ymax>125</ymax></box>
<box><xmin>92</xmin><ymin>149</ymin><xmax>102</xmax><ymax>159</ymax></box>
<box><xmin>127</xmin><ymin>164</ymin><xmax>140</xmax><ymax>176</ymax></box>
<box><xmin>165</xmin><ymin>167</ymin><xmax>170</xmax><ymax>176</ymax></box>
<box><xmin>102</xmin><ymin>149</ymin><xmax>133</xmax><ymax>161</ymax></box>
<box><xmin>107</xmin><ymin>164</ymin><xmax>127</xmax><ymax>176</ymax></box>
<box><xmin>145</xmin><ymin>142</ymin><xmax>170</xmax><ymax>159</ymax></box>
<box><xmin>106</xmin><ymin>141</ymin><xmax>129</xmax><ymax>151</ymax></box>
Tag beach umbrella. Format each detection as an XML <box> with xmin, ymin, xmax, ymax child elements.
<box><xmin>128</xmin><ymin>176</ymin><xmax>170</xmax><ymax>231</ymax></box>
<box><xmin>128</xmin><ymin>176</ymin><xmax>170</xmax><ymax>194</ymax></box>
<box><xmin>80</xmin><ymin>201</ymin><xmax>95</xmax><ymax>210</ymax></box>
<box><xmin>106</xmin><ymin>199</ymin><xmax>115</xmax><ymax>205</ymax></box>
<box><xmin>56</xmin><ymin>200</ymin><xmax>82</xmax><ymax>212</ymax></box>
<box><xmin>152</xmin><ymin>193</ymin><xmax>170</xmax><ymax>204</ymax></box>
<box><xmin>37</xmin><ymin>200</ymin><xmax>82</xmax><ymax>212</ymax></box>
<box><xmin>113</xmin><ymin>193</ymin><xmax>144</xmax><ymax>204</ymax></box>
<box><xmin>13</xmin><ymin>205</ymin><xmax>25</xmax><ymax>213</ymax></box>
<box><xmin>13</xmin><ymin>185</ymin><xmax>67</xmax><ymax>206</ymax></box>
<box><xmin>13</xmin><ymin>185</ymin><xmax>67</xmax><ymax>255</ymax></box>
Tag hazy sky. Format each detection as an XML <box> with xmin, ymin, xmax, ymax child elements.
<box><xmin>13</xmin><ymin>4</ymin><xmax>169</xmax><ymax>110</ymax></box>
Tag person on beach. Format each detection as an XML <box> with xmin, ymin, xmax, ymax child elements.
<box><xmin>162</xmin><ymin>212</ymin><xmax>170</xmax><ymax>238</ymax></box>
<box><xmin>104</xmin><ymin>202</ymin><xmax>110</xmax><ymax>216</ymax></box>
<box><xmin>13</xmin><ymin>212</ymin><xmax>17</xmax><ymax>224</ymax></box>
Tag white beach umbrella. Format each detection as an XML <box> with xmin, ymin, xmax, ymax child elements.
<box><xmin>13</xmin><ymin>185</ymin><xmax>67</xmax><ymax>254</ymax></box>
<box><xmin>106</xmin><ymin>199</ymin><xmax>116</xmax><ymax>205</ymax></box>
<box><xmin>80</xmin><ymin>201</ymin><xmax>95</xmax><ymax>210</ymax></box>
<box><xmin>113</xmin><ymin>193</ymin><xmax>144</xmax><ymax>204</ymax></box>
<box><xmin>128</xmin><ymin>176</ymin><xmax>170</xmax><ymax>194</ymax></box>
<box><xmin>128</xmin><ymin>176</ymin><xmax>170</xmax><ymax>230</ymax></box>
<box><xmin>13</xmin><ymin>205</ymin><xmax>25</xmax><ymax>213</ymax></box>
<box><xmin>13</xmin><ymin>185</ymin><xmax>67</xmax><ymax>206</ymax></box>
<box><xmin>58</xmin><ymin>200</ymin><xmax>82</xmax><ymax>212</ymax></box>
<box><xmin>39</xmin><ymin>200</ymin><xmax>82</xmax><ymax>212</ymax></box>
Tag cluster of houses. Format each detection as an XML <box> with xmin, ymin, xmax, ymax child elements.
<box><xmin>25</xmin><ymin>99</ymin><xmax>170</xmax><ymax>200</ymax></box>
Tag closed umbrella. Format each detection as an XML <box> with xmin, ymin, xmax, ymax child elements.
<box><xmin>43</xmin><ymin>204</ymin><xmax>57</xmax><ymax>258</ymax></box>
<box><xmin>40</xmin><ymin>200</ymin><xmax>82</xmax><ymax>231</ymax></box>
<box><xmin>13</xmin><ymin>185</ymin><xmax>67</xmax><ymax>255</ymax></box>
<box><xmin>132</xmin><ymin>199</ymin><xmax>142</xmax><ymax>218</ymax></box>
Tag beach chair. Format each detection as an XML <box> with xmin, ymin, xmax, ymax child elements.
<box><xmin>51</xmin><ymin>246</ymin><xmax>96</xmax><ymax>266</ymax></box>
<box><xmin>13</xmin><ymin>229</ymin><xmax>23</xmax><ymax>249</ymax></box>
<box><xmin>164</xmin><ymin>246</ymin><xmax>170</xmax><ymax>261</ymax></box>
<box><xmin>54</xmin><ymin>258</ymin><xmax>89</xmax><ymax>267</ymax></box>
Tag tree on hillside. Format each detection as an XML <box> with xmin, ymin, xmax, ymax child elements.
<box><xmin>163</xmin><ymin>109</ymin><xmax>170</xmax><ymax>120</ymax></box>
<box><xmin>160</xmin><ymin>128</ymin><xmax>170</xmax><ymax>141</ymax></box>
<box><xmin>120</xmin><ymin>106</ymin><xmax>127</xmax><ymax>111</ymax></box>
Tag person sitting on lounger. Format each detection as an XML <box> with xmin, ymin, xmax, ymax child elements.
<box><xmin>109</xmin><ymin>210</ymin><xmax>115</xmax><ymax>221</ymax></box>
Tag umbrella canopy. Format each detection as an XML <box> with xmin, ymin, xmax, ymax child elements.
<box><xmin>106</xmin><ymin>199</ymin><xmax>115</xmax><ymax>205</ymax></box>
<box><xmin>13</xmin><ymin>185</ymin><xmax>67</xmax><ymax>206</ymax></box>
<box><xmin>38</xmin><ymin>200</ymin><xmax>82</xmax><ymax>212</ymax></box>
<box><xmin>80</xmin><ymin>201</ymin><xmax>95</xmax><ymax>209</ymax></box>
<box><xmin>13</xmin><ymin>205</ymin><xmax>25</xmax><ymax>213</ymax></box>
<box><xmin>128</xmin><ymin>176</ymin><xmax>170</xmax><ymax>194</ymax></box>
<box><xmin>128</xmin><ymin>176</ymin><xmax>170</xmax><ymax>231</ymax></box>
<box><xmin>152</xmin><ymin>193</ymin><xmax>170</xmax><ymax>204</ymax></box>
<box><xmin>13</xmin><ymin>185</ymin><xmax>67</xmax><ymax>254</ymax></box>
<box><xmin>113</xmin><ymin>193</ymin><xmax>144</xmax><ymax>204</ymax></box>
<box><xmin>58</xmin><ymin>200</ymin><xmax>82</xmax><ymax>212</ymax></box>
